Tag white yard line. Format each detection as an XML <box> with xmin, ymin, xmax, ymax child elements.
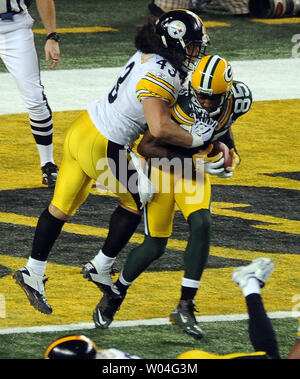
<box><xmin>0</xmin><ymin>311</ymin><xmax>299</xmax><ymax>335</ymax></box>
<box><xmin>1</xmin><ymin>58</ymin><xmax>300</xmax><ymax>115</ymax></box>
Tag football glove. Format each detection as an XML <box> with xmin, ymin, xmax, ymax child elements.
<box><xmin>217</xmin><ymin>149</ymin><xmax>240</xmax><ymax>178</ymax></box>
<box><xmin>193</xmin><ymin>144</ymin><xmax>225</xmax><ymax>176</ymax></box>
<box><xmin>127</xmin><ymin>149</ymin><xmax>155</xmax><ymax>209</ymax></box>
<box><xmin>190</xmin><ymin>115</ymin><xmax>219</xmax><ymax>147</ymax></box>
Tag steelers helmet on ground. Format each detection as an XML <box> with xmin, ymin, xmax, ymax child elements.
<box><xmin>45</xmin><ymin>335</ymin><xmax>98</xmax><ymax>359</ymax></box>
<box><xmin>155</xmin><ymin>9</ymin><xmax>210</xmax><ymax>72</ymax></box>
<box><xmin>190</xmin><ymin>54</ymin><xmax>233</xmax><ymax>116</ymax></box>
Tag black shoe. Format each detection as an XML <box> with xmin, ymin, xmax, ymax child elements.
<box><xmin>13</xmin><ymin>267</ymin><xmax>52</xmax><ymax>314</ymax></box>
<box><xmin>170</xmin><ymin>299</ymin><xmax>204</xmax><ymax>340</ymax></box>
<box><xmin>81</xmin><ymin>261</ymin><xmax>120</xmax><ymax>298</ymax></box>
<box><xmin>42</xmin><ymin>162</ymin><xmax>58</xmax><ymax>188</ymax></box>
<box><xmin>93</xmin><ymin>292</ymin><xmax>124</xmax><ymax>329</ymax></box>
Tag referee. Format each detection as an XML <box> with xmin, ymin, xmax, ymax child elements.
<box><xmin>0</xmin><ymin>0</ymin><xmax>60</xmax><ymax>187</ymax></box>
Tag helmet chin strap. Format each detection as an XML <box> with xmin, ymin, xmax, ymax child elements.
<box><xmin>161</xmin><ymin>35</ymin><xmax>168</xmax><ymax>48</ymax></box>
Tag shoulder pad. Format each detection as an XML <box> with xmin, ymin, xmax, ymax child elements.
<box><xmin>231</xmin><ymin>80</ymin><xmax>252</xmax><ymax>117</ymax></box>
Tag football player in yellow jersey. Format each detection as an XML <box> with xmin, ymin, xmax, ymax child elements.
<box><xmin>93</xmin><ymin>55</ymin><xmax>252</xmax><ymax>338</ymax></box>
<box><xmin>13</xmin><ymin>9</ymin><xmax>213</xmax><ymax>315</ymax></box>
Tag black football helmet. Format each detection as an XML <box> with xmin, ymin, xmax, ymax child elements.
<box><xmin>155</xmin><ymin>9</ymin><xmax>210</xmax><ymax>72</ymax></box>
<box><xmin>45</xmin><ymin>335</ymin><xmax>98</xmax><ymax>359</ymax></box>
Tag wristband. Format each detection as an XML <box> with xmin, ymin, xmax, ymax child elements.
<box><xmin>46</xmin><ymin>32</ymin><xmax>60</xmax><ymax>42</ymax></box>
<box><xmin>191</xmin><ymin>133</ymin><xmax>204</xmax><ymax>148</ymax></box>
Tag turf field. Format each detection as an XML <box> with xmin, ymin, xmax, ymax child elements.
<box><xmin>0</xmin><ymin>0</ymin><xmax>300</xmax><ymax>362</ymax></box>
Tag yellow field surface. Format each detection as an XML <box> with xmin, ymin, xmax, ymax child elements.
<box><xmin>0</xmin><ymin>99</ymin><xmax>299</xmax><ymax>329</ymax></box>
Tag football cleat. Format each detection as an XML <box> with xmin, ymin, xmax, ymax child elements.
<box><xmin>232</xmin><ymin>258</ymin><xmax>275</xmax><ymax>289</ymax></box>
<box><xmin>170</xmin><ymin>299</ymin><xmax>204</xmax><ymax>340</ymax></box>
<box><xmin>13</xmin><ymin>267</ymin><xmax>52</xmax><ymax>314</ymax></box>
<box><xmin>81</xmin><ymin>260</ymin><xmax>120</xmax><ymax>298</ymax></box>
<box><xmin>93</xmin><ymin>292</ymin><xmax>124</xmax><ymax>329</ymax></box>
<box><xmin>42</xmin><ymin>162</ymin><xmax>58</xmax><ymax>188</ymax></box>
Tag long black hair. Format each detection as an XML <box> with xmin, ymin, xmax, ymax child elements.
<box><xmin>135</xmin><ymin>23</ymin><xmax>187</xmax><ymax>83</ymax></box>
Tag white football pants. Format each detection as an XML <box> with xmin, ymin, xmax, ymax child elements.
<box><xmin>0</xmin><ymin>10</ymin><xmax>54</xmax><ymax>166</ymax></box>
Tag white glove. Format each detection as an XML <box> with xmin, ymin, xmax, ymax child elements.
<box><xmin>190</xmin><ymin>115</ymin><xmax>219</xmax><ymax>148</ymax></box>
<box><xmin>128</xmin><ymin>149</ymin><xmax>155</xmax><ymax>209</ymax></box>
<box><xmin>194</xmin><ymin>155</ymin><xmax>225</xmax><ymax>175</ymax></box>
<box><xmin>193</xmin><ymin>144</ymin><xmax>225</xmax><ymax>175</ymax></box>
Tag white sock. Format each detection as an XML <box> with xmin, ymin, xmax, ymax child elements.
<box><xmin>182</xmin><ymin>277</ymin><xmax>200</xmax><ymax>289</ymax></box>
<box><xmin>118</xmin><ymin>271</ymin><xmax>133</xmax><ymax>287</ymax></box>
<box><xmin>26</xmin><ymin>257</ymin><xmax>47</xmax><ymax>277</ymax></box>
<box><xmin>36</xmin><ymin>144</ymin><xmax>55</xmax><ymax>167</ymax></box>
<box><xmin>242</xmin><ymin>277</ymin><xmax>261</xmax><ymax>297</ymax></box>
<box><xmin>92</xmin><ymin>250</ymin><xmax>116</xmax><ymax>271</ymax></box>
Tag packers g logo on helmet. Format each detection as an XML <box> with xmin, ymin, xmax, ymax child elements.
<box><xmin>190</xmin><ymin>55</ymin><xmax>233</xmax><ymax>116</ymax></box>
<box><xmin>224</xmin><ymin>64</ymin><xmax>233</xmax><ymax>83</ymax></box>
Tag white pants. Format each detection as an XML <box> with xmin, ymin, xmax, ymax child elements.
<box><xmin>0</xmin><ymin>10</ymin><xmax>51</xmax><ymax>121</ymax></box>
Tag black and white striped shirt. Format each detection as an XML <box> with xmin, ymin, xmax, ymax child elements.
<box><xmin>0</xmin><ymin>0</ymin><xmax>31</xmax><ymax>14</ymax></box>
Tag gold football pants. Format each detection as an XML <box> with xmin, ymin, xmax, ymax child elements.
<box><xmin>144</xmin><ymin>164</ymin><xmax>211</xmax><ymax>237</ymax></box>
<box><xmin>52</xmin><ymin>111</ymin><xmax>141</xmax><ymax>216</ymax></box>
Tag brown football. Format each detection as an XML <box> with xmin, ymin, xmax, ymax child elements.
<box><xmin>207</xmin><ymin>141</ymin><xmax>232</xmax><ymax>168</ymax></box>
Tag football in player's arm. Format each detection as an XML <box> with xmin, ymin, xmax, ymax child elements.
<box><xmin>92</xmin><ymin>55</ymin><xmax>254</xmax><ymax>340</ymax></box>
<box><xmin>138</xmin><ymin>76</ymin><xmax>252</xmax><ymax>179</ymax></box>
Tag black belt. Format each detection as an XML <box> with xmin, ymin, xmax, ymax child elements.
<box><xmin>0</xmin><ymin>12</ymin><xmax>18</xmax><ymax>20</ymax></box>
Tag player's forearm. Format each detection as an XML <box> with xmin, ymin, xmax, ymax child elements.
<box><xmin>143</xmin><ymin>98</ymin><xmax>194</xmax><ymax>148</ymax></box>
<box><xmin>137</xmin><ymin>130</ymin><xmax>168</xmax><ymax>158</ymax></box>
<box><xmin>35</xmin><ymin>0</ymin><xmax>57</xmax><ymax>35</ymax></box>
<box><xmin>149</xmin><ymin>118</ymin><xmax>194</xmax><ymax>148</ymax></box>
